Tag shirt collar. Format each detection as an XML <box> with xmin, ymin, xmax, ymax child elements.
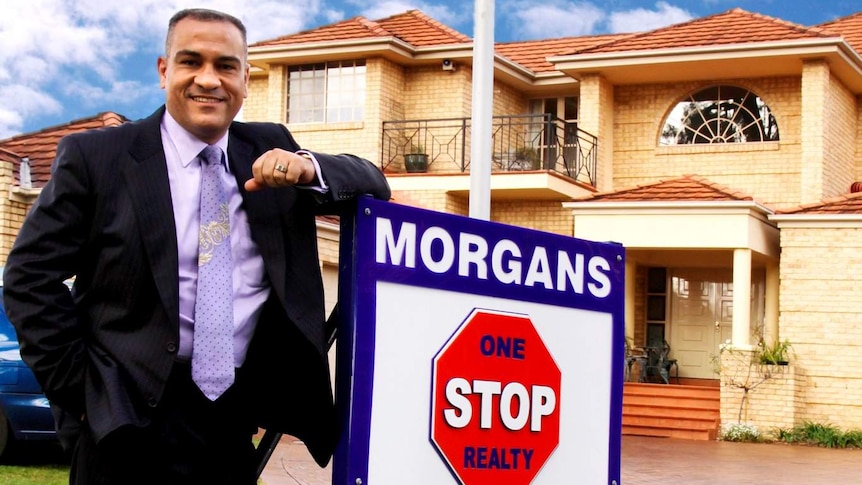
<box><xmin>162</xmin><ymin>111</ymin><xmax>230</xmax><ymax>170</ymax></box>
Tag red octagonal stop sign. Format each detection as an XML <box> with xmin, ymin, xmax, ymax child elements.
<box><xmin>430</xmin><ymin>309</ymin><xmax>562</xmax><ymax>485</ymax></box>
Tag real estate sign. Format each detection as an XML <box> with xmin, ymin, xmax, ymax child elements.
<box><xmin>333</xmin><ymin>197</ymin><xmax>624</xmax><ymax>485</ymax></box>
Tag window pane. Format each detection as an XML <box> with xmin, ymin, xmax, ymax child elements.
<box><xmin>287</xmin><ymin>60</ymin><xmax>366</xmax><ymax>123</ymax></box>
<box><xmin>564</xmin><ymin>97</ymin><xmax>578</xmax><ymax>121</ymax></box>
<box><xmin>647</xmin><ymin>296</ymin><xmax>666</xmax><ymax>321</ymax></box>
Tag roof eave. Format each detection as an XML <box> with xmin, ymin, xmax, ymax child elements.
<box><xmin>248</xmin><ymin>37</ymin><xmax>417</xmax><ymax>68</ymax></box>
<box><xmin>249</xmin><ymin>38</ymin><xmax>545</xmax><ymax>88</ymax></box>
<box><xmin>769</xmin><ymin>213</ymin><xmax>862</xmax><ymax>226</ymax></box>
<box><xmin>563</xmin><ymin>199</ymin><xmax>773</xmax><ymax>216</ymax></box>
<box><xmin>549</xmin><ymin>38</ymin><xmax>862</xmax><ymax>92</ymax></box>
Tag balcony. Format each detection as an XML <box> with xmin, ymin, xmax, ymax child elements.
<box><xmin>381</xmin><ymin>114</ymin><xmax>598</xmax><ymax>200</ymax></box>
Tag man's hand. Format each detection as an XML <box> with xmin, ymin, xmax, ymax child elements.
<box><xmin>244</xmin><ymin>149</ymin><xmax>316</xmax><ymax>192</ymax></box>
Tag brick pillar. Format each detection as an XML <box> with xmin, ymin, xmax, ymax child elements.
<box><xmin>800</xmin><ymin>60</ymin><xmax>828</xmax><ymax>204</ymax></box>
<box><xmin>578</xmin><ymin>74</ymin><xmax>614</xmax><ymax>191</ymax></box>
<box><xmin>267</xmin><ymin>65</ymin><xmax>287</xmax><ymax>123</ymax></box>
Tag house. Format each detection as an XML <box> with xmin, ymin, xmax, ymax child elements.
<box><xmin>0</xmin><ymin>112</ymin><xmax>128</xmax><ymax>261</ymax></box>
<box><xmin>241</xmin><ymin>7</ymin><xmax>862</xmax><ymax>438</ymax></box>
<box><xmin>2</xmin><ymin>7</ymin><xmax>861</xmax><ymax>440</ymax></box>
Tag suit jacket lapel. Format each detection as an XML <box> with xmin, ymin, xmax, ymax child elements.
<box><xmin>227</xmin><ymin>135</ymin><xmax>289</xmax><ymax>302</ymax></box>
<box><xmin>124</xmin><ymin>108</ymin><xmax>180</xmax><ymax>328</ymax></box>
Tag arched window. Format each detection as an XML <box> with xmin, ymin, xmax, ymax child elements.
<box><xmin>660</xmin><ymin>85</ymin><xmax>779</xmax><ymax>145</ymax></box>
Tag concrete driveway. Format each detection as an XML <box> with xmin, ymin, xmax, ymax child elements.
<box><xmin>261</xmin><ymin>434</ymin><xmax>862</xmax><ymax>485</ymax></box>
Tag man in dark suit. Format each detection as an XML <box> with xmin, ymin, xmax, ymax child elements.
<box><xmin>2</xmin><ymin>8</ymin><xmax>390</xmax><ymax>485</ymax></box>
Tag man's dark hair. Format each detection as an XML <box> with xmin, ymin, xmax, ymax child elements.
<box><xmin>165</xmin><ymin>8</ymin><xmax>248</xmax><ymax>55</ymax></box>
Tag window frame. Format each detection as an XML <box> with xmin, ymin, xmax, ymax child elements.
<box><xmin>286</xmin><ymin>60</ymin><xmax>366</xmax><ymax>124</ymax></box>
<box><xmin>659</xmin><ymin>85</ymin><xmax>779</xmax><ymax>146</ymax></box>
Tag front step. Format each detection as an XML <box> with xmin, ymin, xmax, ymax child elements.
<box><xmin>622</xmin><ymin>383</ymin><xmax>720</xmax><ymax>440</ymax></box>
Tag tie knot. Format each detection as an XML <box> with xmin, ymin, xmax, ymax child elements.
<box><xmin>199</xmin><ymin>145</ymin><xmax>223</xmax><ymax>168</ymax></box>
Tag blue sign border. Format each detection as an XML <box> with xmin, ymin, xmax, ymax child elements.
<box><xmin>333</xmin><ymin>197</ymin><xmax>625</xmax><ymax>485</ymax></box>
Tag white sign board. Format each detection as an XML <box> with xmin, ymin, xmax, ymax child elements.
<box><xmin>333</xmin><ymin>198</ymin><xmax>624</xmax><ymax>485</ymax></box>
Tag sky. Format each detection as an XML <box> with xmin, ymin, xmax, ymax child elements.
<box><xmin>1</xmin><ymin>0</ymin><xmax>861</xmax><ymax>139</ymax></box>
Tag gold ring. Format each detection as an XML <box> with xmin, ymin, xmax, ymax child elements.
<box><xmin>274</xmin><ymin>164</ymin><xmax>287</xmax><ymax>174</ymax></box>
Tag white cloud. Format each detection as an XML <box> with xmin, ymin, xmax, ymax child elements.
<box><xmin>608</xmin><ymin>1</ymin><xmax>693</xmax><ymax>34</ymax></box>
<box><xmin>64</xmin><ymin>79</ymin><xmax>151</xmax><ymax>107</ymax></box>
<box><xmin>0</xmin><ymin>0</ymin><xmax>327</xmax><ymax>136</ymax></box>
<box><xmin>0</xmin><ymin>83</ymin><xmax>63</xmax><ymax>137</ymax></box>
<box><xmin>502</xmin><ymin>0</ymin><xmax>606</xmax><ymax>39</ymax></box>
<box><xmin>350</xmin><ymin>0</ymin><xmax>463</xmax><ymax>26</ymax></box>
<box><xmin>0</xmin><ymin>110</ymin><xmax>25</xmax><ymax>140</ymax></box>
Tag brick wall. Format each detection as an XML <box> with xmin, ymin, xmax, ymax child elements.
<box><xmin>316</xmin><ymin>222</ymin><xmax>340</xmax><ymax>267</ymax></box>
<box><xmin>491</xmin><ymin>200</ymin><xmax>571</xmax><ymax>236</ymax></box>
<box><xmin>822</xmin><ymin>73</ymin><xmax>856</xmax><ymax>199</ymax></box>
<box><xmin>719</xmin><ymin>348</ymin><xmax>805</xmax><ymax>431</ymax></box>
<box><xmin>778</xmin><ymin>226</ymin><xmax>862</xmax><ymax>429</ymax></box>
<box><xmin>856</xmin><ymin>103</ymin><xmax>862</xmax><ymax>182</ymax></box>
<box><xmin>0</xmin><ymin>154</ymin><xmax>34</xmax><ymax>266</ymax></box>
<box><xmin>245</xmin><ymin>75</ymin><xmax>269</xmax><ymax>121</ymax></box>
<box><xmin>801</xmin><ymin>61</ymin><xmax>828</xmax><ymax>204</ymax></box>
<box><xmin>579</xmin><ymin>74</ymin><xmax>614</xmax><ymax>191</ymax></box>
<box><xmin>610</xmin><ymin>77</ymin><xmax>803</xmax><ymax>208</ymax></box>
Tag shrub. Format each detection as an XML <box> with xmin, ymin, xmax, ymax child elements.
<box><xmin>777</xmin><ymin>421</ymin><xmax>862</xmax><ymax>448</ymax></box>
<box><xmin>721</xmin><ymin>422</ymin><xmax>760</xmax><ymax>442</ymax></box>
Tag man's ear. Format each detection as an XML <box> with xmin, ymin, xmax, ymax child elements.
<box><xmin>243</xmin><ymin>63</ymin><xmax>250</xmax><ymax>98</ymax></box>
<box><xmin>157</xmin><ymin>57</ymin><xmax>168</xmax><ymax>89</ymax></box>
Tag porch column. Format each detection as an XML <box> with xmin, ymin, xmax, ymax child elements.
<box><xmin>764</xmin><ymin>260</ymin><xmax>779</xmax><ymax>346</ymax></box>
<box><xmin>625</xmin><ymin>257</ymin><xmax>636</xmax><ymax>343</ymax></box>
<box><xmin>731</xmin><ymin>248</ymin><xmax>752</xmax><ymax>347</ymax></box>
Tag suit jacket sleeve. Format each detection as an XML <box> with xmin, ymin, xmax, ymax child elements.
<box><xmin>3</xmin><ymin>135</ymin><xmax>93</xmax><ymax>418</ymax></box>
<box><xmin>306</xmin><ymin>150</ymin><xmax>391</xmax><ymax>204</ymax></box>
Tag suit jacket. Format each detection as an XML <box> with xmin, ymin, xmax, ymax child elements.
<box><xmin>2</xmin><ymin>107</ymin><xmax>391</xmax><ymax>466</ymax></box>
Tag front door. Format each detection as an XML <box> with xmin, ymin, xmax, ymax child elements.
<box><xmin>669</xmin><ymin>269</ymin><xmax>733</xmax><ymax>379</ymax></box>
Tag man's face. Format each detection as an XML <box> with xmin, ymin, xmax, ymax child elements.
<box><xmin>158</xmin><ymin>18</ymin><xmax>249</xmax><ymax>144</ymax></box>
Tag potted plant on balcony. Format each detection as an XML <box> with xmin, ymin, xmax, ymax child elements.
<box><xmin>513</xmin><ymin>146</ymin><xmax>541</xmax><ymax>170</ymax></box>
<box><xmin>404</xmin><ymin>144</ymin><xmax>429</xmax><ymax>173</ymax></box>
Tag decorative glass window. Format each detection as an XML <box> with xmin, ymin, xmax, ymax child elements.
<box><xmin>660</xmin><ymin>85</ymin><xmax>779</xmax><ymax>145</ymax></box>
<box><xmin>287</xmin><ymin>60</ymin><xmax>366</xmax><ymax>123</ymax></box>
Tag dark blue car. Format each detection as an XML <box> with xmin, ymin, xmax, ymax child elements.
<box><xmin>0</xmin><ymin>287</ymin><xmax>57</xmax><ymax>457</ymax></box>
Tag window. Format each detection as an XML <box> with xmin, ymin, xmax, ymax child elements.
<box><xmin>645</xmin><ymin>267</ymin><xmax>667</xmax><ymax>347</ymax></box>
<box><xmin>287</xmin><ymin>60</ymin><xmax>366</xmax><ymax>123</ymax></box>
<box><xmin>529</xmin><ymin>96</ymin><xmax>578</xmax><ymax>140</ymax></box>
<box><xmin>660</xmin><ymin>85</ymin><xmax>779</xmax><ymax>145</ymax></box>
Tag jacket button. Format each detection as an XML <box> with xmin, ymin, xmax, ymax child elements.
<box><xmin>147</xmin><ymin>398</ymin><xmax>158</xmax><ymax>408</ymax></box>
<box><xmin>166</xmin><ymin>342</ymin><xmax>177</xmax><ymax>353</ymax></box>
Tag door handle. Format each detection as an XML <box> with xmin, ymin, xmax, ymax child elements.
<box><xmin>714</xmin><ymin>321</ymin><xmax>720</xmax><ymax>329</ymax></box>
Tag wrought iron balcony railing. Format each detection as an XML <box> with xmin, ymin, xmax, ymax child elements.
<box><xmin>381</xmin><ymin>114</ymin><xmax>597</xmax><ymax>187</ymax></box>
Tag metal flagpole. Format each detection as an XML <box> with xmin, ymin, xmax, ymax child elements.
<box><xmin>469</xmin><ymin>0</ymin><xmax>495</xmax><ymax>220</ymax></box>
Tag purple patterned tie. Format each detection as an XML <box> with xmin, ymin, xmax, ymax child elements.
<box><xmin>192</xmin><ymin>145</ymin><xmax>234</xmax><ymax>400</ymax></box>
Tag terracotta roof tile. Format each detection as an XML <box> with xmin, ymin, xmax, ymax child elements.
<box><xmin>0</xmin><ymin>147</ymin><xmax>21</xmax><ymax>164</ymax></box>
<box><xmin>251</xmin><ymin>16</ymin><xmax>391</xmax><ymax>47</ymax></box>
<box><xmin>816</xmin><ymin>12</ymin><xmax>862</xmax><ymax>54</ymax></box>
<box><xmin>496</xmin><ymin>34</ymin><xmax>630</xmax><ymax>73</ymax></box>
<box><xmin>0</xmin><ymin>112</ymin><xmax>127</xmax><ymax>188</ymax></box>
<box><xmin>573</xmin><ymin>175</ymin><xmax>754</xmax><ymax>202</ymax></box>
<box><xmin>251</xmin><ymin>10</ymin><xmax>470</xmax><ymax>49</ymax></box>
<box><xmin>574</xmin><ymin>8</ymin><xmax>833</xmax><ymax>55</ymax></box>
<box><xmin>376</xmin><ymin>10</ymin><xmax>471</xmax><ymax>46</ymax></box>
<box><xmin>776</xmin><ymin>190</ymin><xmax>862</xmax><ymax>215</ymax></box>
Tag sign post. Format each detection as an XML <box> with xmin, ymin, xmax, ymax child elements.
<box><xmin>333</xmin><ymin>198</ymin><xmax>624</xmax><ymax>485</ymax></box>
